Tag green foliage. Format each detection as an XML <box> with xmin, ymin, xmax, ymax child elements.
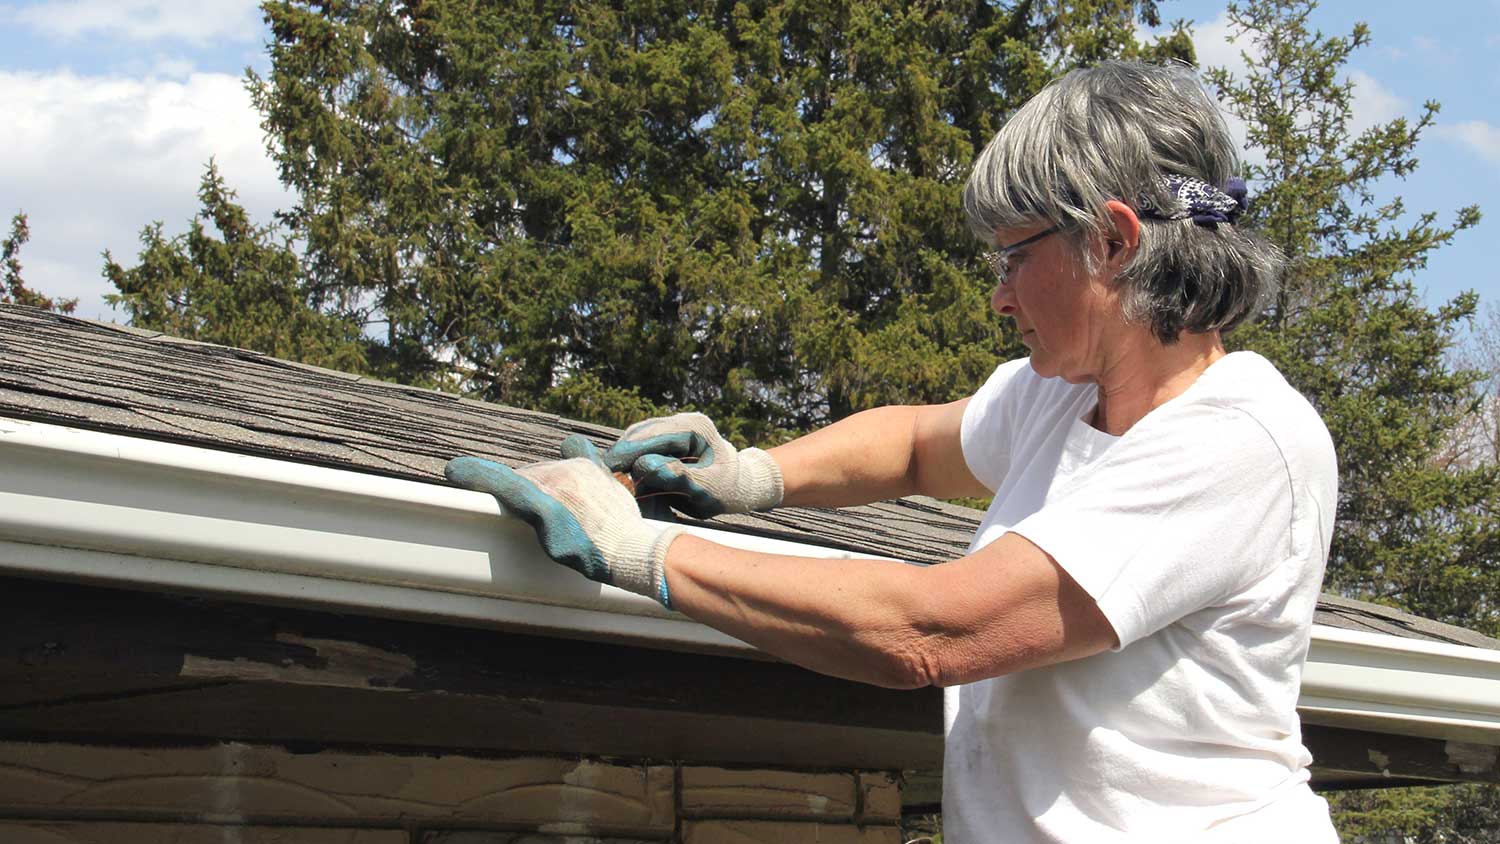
<box><xmin>1206</xmin><ymin>0</ymin><xmax>1500</xmax><ymax>638</ymax></box>
<box><xmin>2</xmin><ymin>212</ymin><xmax>77</xmax><ymax>314</ymax></box>
<box><xmin>105</xmin><ymin>162</ymin><xmax>370</xmax><ymax>374</ymax></box>
<box><xmin>244</xmin><ymin>0</ymin><xmax>1185</xmax><ymax>443</ymax></box>
<box><xmin>1330</xmin><ymin>784</ymin><xmax>1500</xmax><ymax>844</ymax></box>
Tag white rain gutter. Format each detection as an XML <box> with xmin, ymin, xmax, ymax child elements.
<box><xmin>1300</xmin><ymin>625</ymin><xmax>1500</xmax><ymax>744</ymax></box>
<box><xmin>3</xmin><ymin>417</ymin><xmax>1500</xmax><ymax>742</ymax></box>
<box><xmin>0</xmin><ymin>416</ymin><xmax>871</xmax><ymax>655</ymax></box>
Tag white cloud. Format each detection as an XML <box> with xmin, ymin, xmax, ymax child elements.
<box><xmin>1435</xmin><ymin>120</ymin><xmax>1500</xmax><ymax>168</ymax></box>
<box><xmin>1189</xmin><ymin>10</ymin><xmax>1258</xmax><ymax>77</ymax></box>
<box><xmin>1348</xmin><ymin>70</ymin><xmax>1408</xmax><ymax>136</ymax></box>
<box><xmin>12</xmin><ymin>0</ymin><xmax>264</xmax><ymax>45</ymax></box>
<box><xmin>1175</xmin><ymin>11</ymin><xmax>1258</xmax><ymax>166</ymax></box>
<box><xmin>1137</xmin><ymin>9</ymin><xmax>1257</xmax><ymax>75</ymax></box>
<box><xmin>0</xmin><ymin>69</ymin><xmax>293</xmax><ymax>318</ymax></box>
<box><xmin>151</xmin><ymin>54</ymin><xmax>199</xmax><ymax>79</ymax></box>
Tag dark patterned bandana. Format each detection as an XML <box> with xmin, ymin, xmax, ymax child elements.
<box><xmin>1136</xmin><ymin>175</ymin><xmax>1248</xmax><ymax>227</ymax></box>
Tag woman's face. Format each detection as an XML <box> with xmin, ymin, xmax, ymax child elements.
<box><xmin>989</xmin><ymin>223</ymin><xmax>1122</xmax><ymax>384</ymax></box>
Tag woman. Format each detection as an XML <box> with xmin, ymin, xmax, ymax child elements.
<box><xmin>448</xmin><ymin>60</ymin><xmax>1339</xmax><ymax>842</ymax></box>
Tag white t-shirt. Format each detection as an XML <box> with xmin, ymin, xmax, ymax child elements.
<box><xmin>944</xmin><ymin>351</ymin><xmax>1339</xmax><ymax>843</ymax></box>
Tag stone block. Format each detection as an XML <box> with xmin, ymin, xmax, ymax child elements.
<box><xmin>856</xmin><ymin>772</ymin><xmax>902</xmax><ymax>821</ymax></box>
<box><xmin>0</xmin><ymin>821</ymin><xmax>406</xmax><ymax>844</ymax></box>
<box><xmin>0</xmin><ymin>742</ymin><xmax>672</xmax><ymax>831</ymax></box>
<box><xmin>681</xmin><ymin>766</ymin><xmax>854</xmax><ymax>818</ymax></box>
<box><xmin>682</xmin><ymin>821</ymin><xmax>901</xmax><ymax>844</ymax></box>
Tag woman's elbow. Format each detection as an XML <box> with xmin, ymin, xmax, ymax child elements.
<box><xmin>879</xmin><ymin>625</ymin><xmax>1071</xmax><ymax>689</ymax></box>
<box><xmin>870</xmin><ymin>636</ymin><xmax>952</xmax><ymax>690</ymax></box>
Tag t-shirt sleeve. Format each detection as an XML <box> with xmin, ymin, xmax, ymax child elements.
<box><xmin>1008</xmin><ymin>405</ymin><xmax>1296</xmax><ymax>649</ymax></box>
<box><xmin>960</xmin><ymin>358</ymin><xmax>1033</xmax><ymax>493</ymax></box>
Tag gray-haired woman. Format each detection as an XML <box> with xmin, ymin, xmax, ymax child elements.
<box><xmin>449</xmin><ymin>60</ymin><xmax>1340</xmax><ymax>842</ymax></box>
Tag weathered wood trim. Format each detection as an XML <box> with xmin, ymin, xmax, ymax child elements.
<box><xmin>0</xmin><ymin>576</ymin><xmax>941</xmax><ymax>771</ymax></box>
<box><xmin>1304</xmin><ymin>725</ymin><xmax>1500</xmax><ymax>788</ymax></box>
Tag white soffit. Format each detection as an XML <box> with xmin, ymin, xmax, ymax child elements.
<box><xmin>3</xmin><ymin>416</ymin><xmax>1500</xmax><ymax>742</ymax></box>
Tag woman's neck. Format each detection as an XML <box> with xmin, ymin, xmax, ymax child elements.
<box><xmin>1091</xmin><ymin>332</ymin><xmax>1226</xmax><ymax>435</ymax></box>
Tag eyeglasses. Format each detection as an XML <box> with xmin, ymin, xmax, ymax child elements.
<box><xmin>981</xmin><ymin>224</ymin><xmax>1062</xmax><ymax>286</ymax></box>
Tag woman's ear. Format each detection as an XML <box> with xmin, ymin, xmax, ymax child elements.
<box><xmin>1103</xmin><ymin>199</ymin><xmax>1141</xmax><ymax>266</ymax></box>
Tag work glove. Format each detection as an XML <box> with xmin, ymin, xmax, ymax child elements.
<box><xmin>445</xmin><ymin>437</ymin><xmax>684</xmax><ymax>607</ymax></box>
<box><xmin>599</xmin><ymin>412</ymin><xmax>784</xmax><ymax>519</ymax></box>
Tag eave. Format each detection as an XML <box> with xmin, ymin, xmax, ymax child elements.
<box><xmin>3</xmin><ymin>416</ymin><xmax>1500</xmax><ymax>769</ymax></box>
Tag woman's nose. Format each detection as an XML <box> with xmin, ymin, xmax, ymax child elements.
<box><xmin>991</xmin><ymin>282</ymin><xmax>1017</xmax><ymax>316</ymax></box>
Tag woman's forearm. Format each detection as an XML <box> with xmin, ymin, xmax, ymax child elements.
<box><xmin>662</xmin><ymin>533</ymin><xmax>936</xmax><ymax>688</ymax></box>
<box><xmin>768</xmin><ymin>399</ymin><xmax>982</xmax><ymax>507</ymax></box>
<box><xmin>770</xmin><ymin>405</ymin><xmax>923</xmax><ymax>508</ymax></box>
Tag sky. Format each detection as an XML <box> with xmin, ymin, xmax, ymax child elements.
<box><xmin>1</xmin><ymin>0</ymin><xmax>1497</xmax><ymax>327</ymax></box>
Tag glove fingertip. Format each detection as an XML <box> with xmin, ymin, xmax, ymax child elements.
<box><xmin>606</xmin><ymin>457</ymin><xmax>634</xmax><ymax>474</ymax></box>
<box><xmin>560</xmin><ymin>434</ymin><xmax>605</xmax><ymax>466</ymax></box>
<box><xmin>445</xmin><ymin>455</ymin><xmax>504</xmax><ymax>487</ymax></box>
<box><xmin>445</xmin><ymin>457</ymin><xmax>545</xmax><ymax>517</ymax></box>
<box><xmin>601</xmin><ymin>443</ymin><xmax>642</xmax><ymax>472</ymax></box>
<box><xmin>633</xmin><ymin>452</ymin><xmax>675</xmax><ymax>475</ymax></box>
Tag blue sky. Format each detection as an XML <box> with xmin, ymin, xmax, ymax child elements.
<box><xmin>1</xmin><ymin>0</ymin><xmax>1496</xmax><ymax>332</ymax></box>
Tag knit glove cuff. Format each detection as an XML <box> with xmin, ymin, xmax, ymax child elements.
<box><xmin>599</xmin><ymin>522</ymin><xmax>685</xmax><ymax>606</ymax></box>
<box><xmin>603</xmin><ymin>412</ymin><xmax>785</xmax><ymax>518</ymax></box>
<box><xmin>736</xmin><ymin>447</ymin><xmax>785</xmax><ymax>513</ymax></box>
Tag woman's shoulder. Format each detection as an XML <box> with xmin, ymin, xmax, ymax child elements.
<box><xmin>1193</xmin><ymin>352</ymin><xmax>1328</xmax><ymax>430</ymax></box>
<box><xmin>1165</xmin><ymin>351</ymin><xmax>1337</xmax><ymax>484</ymax></box>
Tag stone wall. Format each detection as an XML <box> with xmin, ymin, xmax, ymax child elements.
<box><xmin>0</xmin><ymin>741</ymin><xmax>903</xmax><ymax>843</ymax></box>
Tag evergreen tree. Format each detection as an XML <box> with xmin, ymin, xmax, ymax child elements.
<box><xmin>2</xmin><ymin>212</ymin><xmax>78</xmax><ymax>314</ymax></box>
<box><xmin>105</xmin><ymin>162</ymin><xmax>369</xmax><ymax>373</ymax></box>
<box><xmin>1207</xmin><ymin>0</ymin><xmax>1499</xmax><ymax>637</ymax></box>
<box><xmin>247</xmin><ymin>0</ymin><xmax>1188</xmax><ymax>437</ymax></box>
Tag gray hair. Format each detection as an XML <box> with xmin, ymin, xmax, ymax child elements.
<box><xmin>962</xmin><ymin>60</ymin><xmax>1283</xmax><ymax>344</ymax></box>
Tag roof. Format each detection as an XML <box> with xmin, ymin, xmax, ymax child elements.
<box><xmin>0</xmin><ymin>304</ymin><xmax>974</xmax><ymax>566</ymax></box>
<box><xmin>0</xmin><ymin>303</ymin><xmax>1495</xmax><ymax>652</ymax></box>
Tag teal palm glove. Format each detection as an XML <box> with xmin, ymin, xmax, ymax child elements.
<box><xmin>600</xmin><ymin>412</ymin><xmax>784</xmax><ymax>518</ymax></box>
<box><xmin>445</xmin><ymin>441</ymin><xmax>684</xmax><ymax>607</ymax></box>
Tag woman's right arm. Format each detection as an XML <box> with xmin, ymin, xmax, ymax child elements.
<box><xmin>770</xmin><ymin>399</ymin><xmax>991</xmax><ymax>508</ymax></box>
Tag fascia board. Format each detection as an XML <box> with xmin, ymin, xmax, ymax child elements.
<box><xmin>4</xmin><ymin>416</ymin><xmax>1500</xmax><ymax>743</ymax></box>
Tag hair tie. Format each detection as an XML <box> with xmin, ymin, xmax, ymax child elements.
<box><xmin>1136</xmin><ymin>175</ymin><xmax>1248</xmax><ymax>227</ymax></box>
